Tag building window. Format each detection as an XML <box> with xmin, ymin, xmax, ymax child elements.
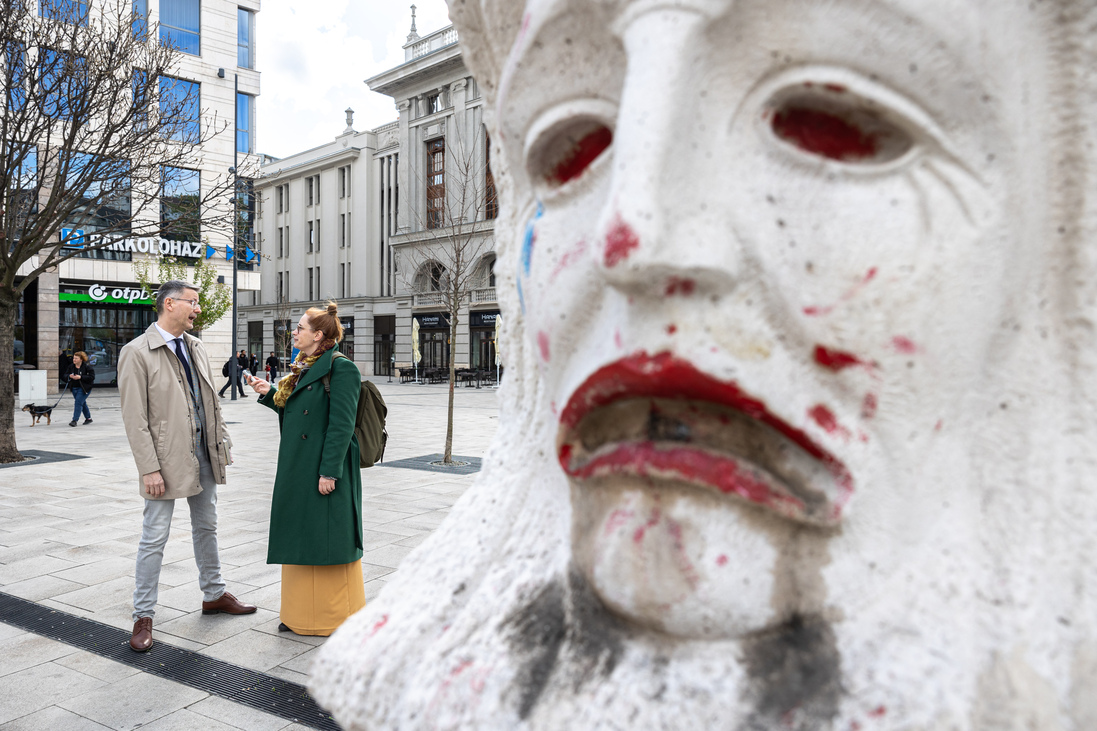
<box><xmin>277</xmin><ymin>227</ymin><xmax>284</xmax><ymax>258</ymax></box>
<box><xmin>235</xmin><ymin>92</ymin><xmax>252</xmax><ymax>153</ymax></box>
<box><xmin>426</xmin><ymin>139</ymin><xmax>444</xmax><ymax>229</ymax></box>
<box><xmin>315</xmin><ymin>266</ymin><xmax>320</xmax><ymax>298</ymax></box>
<box><xmin>132</xmin><ymin>0</ymin><xmax>148</xmax><ymax>38</ymax></box>
<box><xmin>340</xmin><ymin>213</ymin><xmax>346</xmax><ymax>248</ymax></box>
<box><xmin>340</xmin><ymin>263</ymin><xmax>345</xmax><ymax>298</ymax></box>
<box><xmin>40</xmin><ymin>0</ymin><xmax>88</xmax><ymax>24</ymax></box>
<box><xmin>237</xmin><ymin>8</ymin><xmax>254</xmax><ymax>68</ymax></box>
<box><xmin>159</xmin><ymin>76</ymin><xmax>200</xmax><ymax>143</ymax></box>
<box><xmin>276</xmin><ymin>184</ymin><xmax>285</xmax><ymax>213</ymax></box>
<box><xmin>485</xmin><ymin>133</ymin><xmax>498</xmax><ymax>220</ymax></box>
<box><xmin>160</xmin><ymin>166</ymin><xmax>200</xmax><ymax>243</ymax></box>
<box><xmin>339</xmin><ymin>165</ymin><xmax>350</xmax><ymax>197</ymax></box>
<box><xmin>428</xmin><ymin>93</ymin><xmax>442</xmax><ymax>114</ymax></box>
<box><xmin>307</xmin><ymin>174</ymin><xmax>319</xmax><ymax>206</ymax></box>
<box><xmin>40</xmin><ymin>49</ymin><xmax>86</xmax><ymax>120</ymax></box>
<box><xmin>308</xmin><ymin>267</ymin><xmax>313</xmax><ymax>300</ymax></box>
<box><xmin>160</xmin><ymin>0</ymin><xmax>200</xmax><ymax>56</ymax></box>
<box><xmin>308</xmin><ymin>221</ymin><xmax>314</xmax><ymax>253</ymax></box>
<box><xmin>277</xmin><ymin>272</ymin><xmax>283</xmax><ymax>301</ymax></box>
<box><xmin>65</xmin><ymin>152</ymin><xmax>132</xmax><ymax>240</ymax></box>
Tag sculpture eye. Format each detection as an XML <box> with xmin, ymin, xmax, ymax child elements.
<box><xmin>528</xmin><ymin>119</ymin><xmax>613</xmax><ymax>188</ymax></box>
<box><xmin>768</xmin><ymin>86</ymin><xmax>914</xmax><ymax>165</ymax></box>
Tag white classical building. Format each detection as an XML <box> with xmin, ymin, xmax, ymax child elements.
<box><xmin>14</xmin><ymin>0</ymin><xmax>261</xmax><ymax>390</ymax></box>
<box><xmin>242</xmin><ymin>18</ymin><xmax>498</xmax><ymax>379</ymax></box>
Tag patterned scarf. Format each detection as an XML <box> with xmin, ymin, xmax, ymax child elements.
<box><xmin>273</xmin><ymin>338</ymin><xmax>337</xmax><ymax>408</ymax></box>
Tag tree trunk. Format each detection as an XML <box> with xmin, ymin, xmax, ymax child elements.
<box><xmin>0</xmin><ymin>284</ymin><xmax>24</xmax><ymax>463</ymax></box>
<box><xmin>444</xmin><ymin>310</ymin><xmax>456</xmax><ymax>464</ymax></box>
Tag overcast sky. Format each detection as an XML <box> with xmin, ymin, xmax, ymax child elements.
<box><xmin>256</xmin><ymin>0</ymin><xmax>452</xmax><ymax>160</ymax></box>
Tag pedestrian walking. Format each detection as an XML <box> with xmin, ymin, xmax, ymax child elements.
<box><xmin>218</xmin><ymin>350</ymin><xmax>248</xmax><ymax>398</ymax></box>
<box><xmin>249</xmin><ymin>352</ymin><xmax>259</xmax><ymax>377</ymax></box>
<box><xmin>266</xmin><ymin>351</ymin><xmax>280</xmax><ymax>382</ymax></box>
<box><xmin>118</xmin><ymin>280</ymin><xmax>256</xmax><ymax>653</ymax></box>
<box><xmin>248</xmin><ymin>301</ymin><xmax>365</xmax><ymax>636</ymax></box>
<box><xmin>61</xmin><ymin>351</ymin><xmax>95</xmax><ymax>427</ymax></box>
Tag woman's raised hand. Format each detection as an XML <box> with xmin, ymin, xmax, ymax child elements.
<box><xmin>247</xmin><ymin>374</ymin><xmax>271</xmax><ymax>396</ymax></box>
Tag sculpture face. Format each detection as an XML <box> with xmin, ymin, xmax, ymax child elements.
<box><xmin>311</xmin><ymin>2</ymin><xmax>1096</xmax><ymax>728</ymax></box>
<box><xmin>503</xmin><ymin>0</ymin><xmax>1024</xmax><ymax>639</ymax></box>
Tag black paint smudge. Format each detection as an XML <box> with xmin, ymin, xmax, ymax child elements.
<box><xmin>742</xmin><ymin>614</ymin><xmax>841</xmax><ymax>730</ymax></box>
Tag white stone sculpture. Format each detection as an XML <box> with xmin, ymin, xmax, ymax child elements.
<box><xmin>312</xmin><ymin>1</ymin><xmax>1097</xmax><ymax>728</ymax></box>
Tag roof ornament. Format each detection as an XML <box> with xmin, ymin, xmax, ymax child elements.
<box><xmin>344</xmin><ymin>108</ymin><xmax>355</xmax><ymax>135</ymax></box>
<box><xmin>406</xmin><ymin>4</ymin><xmax>419</xmax><ymax>43</ymax></box>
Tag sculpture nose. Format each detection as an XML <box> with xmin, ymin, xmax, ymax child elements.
<box><xmin>596</xmin><ymin>8</ymin><xmax>741</xmax><ymax>299</ymax></box>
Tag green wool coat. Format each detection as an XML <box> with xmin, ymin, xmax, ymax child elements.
<box><xmin>259</xmin><ymin>348</ymin><xmax>363</xmax><ymax>566</ymax></box>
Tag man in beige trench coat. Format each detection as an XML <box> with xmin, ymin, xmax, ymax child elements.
<box><xmin>118</xmin><ymin>280</ymin><xmax>256</xmax><ymax>652</ymax></box>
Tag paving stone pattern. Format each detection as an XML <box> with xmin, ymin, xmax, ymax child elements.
<box><xmin>0</xmin><ymin>381</ymin><xmax>498</xmax><ymax>730</ymax></box>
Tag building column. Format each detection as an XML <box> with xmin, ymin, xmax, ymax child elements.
<box><xmin>37</xmin><ymin>270</ymin><xmax>60</xmax><ymax>396</ymax></box>
<box><xmin>397</xmin><ymin>100</ymin><xmax>412</xmax><ymax>236</ymax></box>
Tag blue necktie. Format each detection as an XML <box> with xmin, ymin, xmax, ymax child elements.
<box><xmin>172</xmin><ymin>338</ymin><xmax>194</xmax><ymax>392</ymax></box>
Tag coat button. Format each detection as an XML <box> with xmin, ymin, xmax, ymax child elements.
<box><xmin>307</xmin><ymin>385</ymin><xmax>313</xmax><ymax>391</ymax></box>
<box><xmin>301</xmin><ymin>434</ymin><xmax>308</xmax><ymax>440</ymax></box>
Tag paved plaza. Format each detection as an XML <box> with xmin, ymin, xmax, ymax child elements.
<box><xmin>0</xmin><ymin>380</ymin><xmax>499</xmax><ymax>730</ymax></box>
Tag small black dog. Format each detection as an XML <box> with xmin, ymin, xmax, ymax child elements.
<box><xmin>21</xmin><ymin>403</ymin><xmax>54</xmax><ymax>426</ymax></box>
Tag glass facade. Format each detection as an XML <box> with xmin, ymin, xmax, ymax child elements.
<box><xmin>237</xmin><ymin>8</ymin><xmax>254</xmax><ymax>68</ymax></box>
<box><xmin>160</xmin><ymin>75</ymin><xmax>200</xmax><ymax>143</ymax></box>
<box><xmin>236</xmin><ymin>92</ymin><xmax>251</xmax><ymax>153</ymax></box>
<box><xmin>161</xmin><ymin>166</ymin><xmax>201</xmax><ymax>244</ymax></box>
<box><xmin>39</xmin><ymin>0</ymin><xmax>88</xmax><ymax>24</ymax></box>
<box><xmin>160</xmin><ymin>0</ymin><xmax>200</xmax><ymax>55</ymax></box>
<box><xmin>59</xmin><ymin>288</ymin><xmax>158</xmax><ymax>387</ymax></box>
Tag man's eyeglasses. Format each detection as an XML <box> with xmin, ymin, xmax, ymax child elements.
<box><xmin>172</xmin><ymin>298</ymin><xmax>199</xmax><ymax>308</ymax></box>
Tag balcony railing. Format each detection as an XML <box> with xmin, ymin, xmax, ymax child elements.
<box><xmin>407</xmin><ymin>27</ymin><xmax>459</xmax><ymax>61</ymax></box>
<box><xmin>413</xmin><ymin>292</ymin><xmax>445</xmax><ymax>307</ymax></box>
<box><xmin>471</xmin><ymin>287</ymin><xmax>496</xmax><ymax>304</ymax></box>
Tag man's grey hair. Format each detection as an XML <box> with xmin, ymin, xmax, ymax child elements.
<box><xmin>155</xmin><ymin>280</ymin><xmax>198</xmax><ymax>315</ymax></box>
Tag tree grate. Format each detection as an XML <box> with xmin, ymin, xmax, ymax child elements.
<box><xmin>0</xmin><ymin>591</ymin><xmax>341</xmax><ymax>730</ymax></box>
<box><xmin>380</xmin><ymin>453</ymin><xmax>482</xmax><ymax>475</ymax></box>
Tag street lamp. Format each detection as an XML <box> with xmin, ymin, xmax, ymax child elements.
<box><xmin>229</xmin><ymin>73</ymin><xmax>240</xmax><ymax>400</ymax></box>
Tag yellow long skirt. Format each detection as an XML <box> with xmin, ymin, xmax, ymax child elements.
<box><xmin>280</xmin><ymin>560</ymin><xmax>366</xmax><ymax>636</ymax></box>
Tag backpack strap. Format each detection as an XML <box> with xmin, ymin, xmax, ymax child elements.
<box><xmin>321</xmin><ymin>351</ymin><xmax>348</xmax><ymax>394</ymax></box>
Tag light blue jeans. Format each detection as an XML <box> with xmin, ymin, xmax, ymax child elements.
<box><xmin>133</xmin><ymin>449</ymin><xmax>226</xmax><ymax>621</ymax></box>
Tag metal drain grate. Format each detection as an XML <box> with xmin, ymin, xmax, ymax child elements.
<box><xmin>0</xmin><ymin>591</ymin><xmax>340</xmax><ymax>730</ymax></box>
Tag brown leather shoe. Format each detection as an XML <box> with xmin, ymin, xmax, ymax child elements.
<box><xmin>201</xmin><ymin>591</ymin><xmax>257</xmax><ymax>615</ymax></box>
<box><xmin>130</xmin><ymin>617</ymin><xmax>153</xmax><ymax>652</ymax></box>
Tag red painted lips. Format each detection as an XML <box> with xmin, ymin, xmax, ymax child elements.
<box><xmin>557</xmin><ymin>352</ymin><xmax>853</xmax><ymax>526</ymax></box>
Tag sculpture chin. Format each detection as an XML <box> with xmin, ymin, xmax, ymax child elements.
<box><xmin>569</xmin><ymin>476</ymin><xmax>811</xmax><ymax>640</ymax></box>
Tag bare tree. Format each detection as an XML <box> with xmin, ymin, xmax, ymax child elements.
<box><xmin>401</xmin><ymin>123</ymin><xmax>497</xmax><ymax>464</ymax></box>
<box><xmin>0</xmin><ymin>1</ymin><xmax>236</xmax><ymax>462</ymax></box>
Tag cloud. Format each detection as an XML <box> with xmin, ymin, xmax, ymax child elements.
<box><xmin>257</xmin><ymin>0</ymin><xmax>453</xmax><ymax>159</ymax></box>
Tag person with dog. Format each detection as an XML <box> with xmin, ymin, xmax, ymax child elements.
<box><xmin>61</xmin><ymin>351</ymin><xmax>95</xmax><ymax>427</ymax></box>
<box><xmin>248</xmin><ymin>301</ymin><xmax>365</xmax><ymax>636</ymax></box>
<box><xmin>118</xmin><ymin>280</ymin><xmax>256</xmax><ymax>653</ymax></box>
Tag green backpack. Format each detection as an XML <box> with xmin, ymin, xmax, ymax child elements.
<box><xmin>321</xmin><ymin>351</ymin><xmax>388</xmax><ymax>468</ymax></box>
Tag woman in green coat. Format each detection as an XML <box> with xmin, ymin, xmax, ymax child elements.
<box><xmin>248</xmin><ymin>301</ymin><xmax>365</xmax><ymax>636</ymax></box>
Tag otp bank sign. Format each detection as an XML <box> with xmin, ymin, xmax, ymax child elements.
<box><xmin>88</xmin><ymin>284</ymin><xmax>153</xmax><ymax>304</ymax></box>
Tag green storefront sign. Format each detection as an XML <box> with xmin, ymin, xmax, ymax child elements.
<box><xmin>60</xmin><ymin>284</ymin><xmax>154</xmax><ymax>305</ymax></box>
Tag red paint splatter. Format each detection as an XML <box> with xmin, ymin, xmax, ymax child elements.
<box><xmin>664</xmin><ymin>517</ymin><xmax>700</xmax><ymax>589</ymax></box>
<box><xmin>861</xmin><ymin>393</ymin><xmax>878</xmax><ymax>419</ymax></box>
<box><xmin>869</xmin><ymin>706</ymin><xmax>887</xmax><ymax>718</ymax></box>
<box><xmin>548</xmin><ymin>126</ymin><xmax>613</xmax><ymax>185</ymax></box>
<box><xmin>551</xmin><ymin>401</ymin><xmax>558</xmax><ymax>415</ymax></box>
<box><xmin>813</xmin><ymin>345</ymin><xmax>872</xmax><ymax>372</ymax></box>
<box><xmin>550</xmin><ymin>239</ymin><xmax>589</xmax><ymax>282</ymax></box>
<box><xmin>803</xmin><ymin>268</ymin><xmax>878</xmax><ymax>317</ymax></box>
<box><xmin>772</xmin><ymin>107</ymin><xmax>879</xmax><ymax>161</ymax></box>
<box><xmin>666</xmin><ymin>324</ymin><xmax>678</xmax><ymax>335</ymax></box>
<box><xmin>604</xmin><ymin>214</ymin><xmax>640</xmax><ymax>267</ymax></box>
<box><xmin>557</xmin><ymin>352</ymin><xmax>854</xmax><ymax>521</ymax></box>
<box><xmin>851</xmin><ymin>723</ymin><xmax>863</xmax><ymax>731</ymax></box>
<box><xmin>603</xmin><ymin>508</ymin><xmax>635</xmax><ymax>537</ymax></box>
<box><xmin>614</xmin><ymin>330</ymin><xmax>623</xmax><ymax>349</ymax></box>
<box><xmin>537</xmin><ymin>331</ymin><xmax>551</xmax><ymax>361</ymax></box>
<box><xmin>935</xmin><ymin>419</ymin><xmax>943</xmax><ymax>431</ymax></box>
<box><xmin>633</xmin><ymin>509</ymin><xmax>662</xmax><ymax>544</ymax></box>
<box><xmin>369</xmin><ymin>614</ymin><xmax>389</xmax><ymax>637</ymax></box>
<box><xmin>891</xmin><ymin>336</ymin><xmax>918</xmax><ymax>354</ymax></box>
<box><xmin>716</xmin><ymin>554</ymin><xmax>728</xmax><ymax>566</ymax></box>
<box><xmin>808</xmin><ymin>404</ymin><xmax>851</xmax><ymax>440</ymax></box>
<box><xmin>664</xmin><ymin>277</ymin><xmax>697</xmax><ymax>296</ymax></box>
<box><xmin>823</xmin><ymin>83</ymin><xmax>847</xmax><ymax>93</ymax></box>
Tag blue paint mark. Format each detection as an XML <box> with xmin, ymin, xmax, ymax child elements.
<box><xmin>520</xmin><ymin>203</ymin><xmax>543</xmax><ymax>277</ymax></box>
